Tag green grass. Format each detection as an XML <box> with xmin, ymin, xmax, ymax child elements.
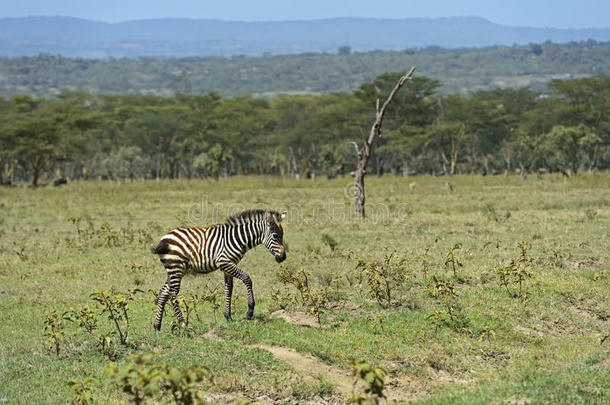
<box><xmin>0</xmin><ymin>174</ymin><xmax>608</xmax><ymax>403</ymax></box>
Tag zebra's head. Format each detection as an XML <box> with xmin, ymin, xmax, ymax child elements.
<box><xmin>263</xmin><ymin>211</ymin><xmax>287</xmax><ymax>263</ymax></box>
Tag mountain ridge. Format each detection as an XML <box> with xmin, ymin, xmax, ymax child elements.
<box><xmin>1</xmin><ymin>16</ymin><xmax>610</xmax><ymax>58</ymax></box>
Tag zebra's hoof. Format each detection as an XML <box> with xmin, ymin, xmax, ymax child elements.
<box><xmin>153</xmin><ymin>324</ymin><xmax>161</xmax><ymax>331</ymax></box>
<box><xmin>224</xmin><ymin>314</ymin><xmax>233</xmax><ymax>322</ymax></box>
<box><xmin>245</xmin><ymin>311</ymin><xmax>254</xmax><ymax>320</ymax></box>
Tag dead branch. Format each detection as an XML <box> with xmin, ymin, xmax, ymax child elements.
<box><xmin>352</xmin><ymin>67</ymin><xmax>416</xmax><ymax>217</ymax></box>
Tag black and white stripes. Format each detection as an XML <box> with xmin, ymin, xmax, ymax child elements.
<box><xmin>151</xmin><ymin>209</ymin><xmax>286</xmax><ymax>330</ymax></box>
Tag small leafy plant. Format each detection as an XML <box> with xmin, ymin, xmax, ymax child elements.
<box><xmin>159</xmin><ymin>363</ymin><xmax>213</xmax><ymax>404</ymax></box>
<box><xmin>348</xmin><ymin>359</ymin><xmax>387</xmax><ymax>404</ymax></box>
<box><xmin>202</xmin><ymin>287</ymin><xmax>222</xmax><ymax>322</ymax></box>
<box><xmin>321</xmin><ymin>233</ymin><xmax>339</xmax><ymax>251</ymax></box>
<box><xmin>107</xmin><ymin>354</ymin><xmax>213</xmax><ymax>405</ymax></box>
<box><xmin>171</xmin><ymin>292</ymin><xmax>216</xmax><ymax>335</ymax></box>
<box><xmin>277</xmin><ymin>266</ymin><xmax>312</xmax><ymax>305</ymax></box>
<box><xmin>91</xmin><ymin>288</ymin><xmax>142</xmax><ymax>345</ymax></box>
<box><xmin>65</xmin><ymin>306</ymin><xmax>98</xmax><ymax>335</ymax></box>
<box><xmin>66</xmin><ymin>377</ymin><xmax>96</xmax><ymax>405</ymax></box>
<box><xmin>426</xmin><ymin>309</ymin><xmax>447</xmax><ymax>335</ymax></box>
<box><xmin>418</xmin><ymin>247</ymin><xmax>432</xmax><ymax>279</ymax></box>
<box><xmin>363</xmin><ymin>314</ymin><xmax>386</xmax><ymax>335</ymax></box>
<box><xmin>482</xmin><ymin>202</ymin><xmax>511</xmax><ymax>223</ymax></box>
<box><xmin>425</xmin><ymin>276</ymin><xmax>465</xmax><ymax>330</ymax></box>
<box><xmin>107</xmin><ymin>354</ymin><xmax>164</xmax><ymax>405</ymax></box>
<box><xmin>277</xmin><ymin>266</ymin><xmax>330</xmax><ymax>324</ymax></box>
<box><xmin>355</xmin><ymin>252</ymin><xmax>409</xmax><ymax>308</ymax></box>
<box><xmin>269</xmin><ymin>287</ymin><xmax>295</xmax><ymax>312</ymax></box>
<box><xmin>65</xmin><ymin>305</ymin><xmax>120</xmax><ymax>358</ymax></box>
<box><xmin>95</xmin><ymin>331</ymin><xmax>117</xmax><ymax>359</ymax></box>
<box><xmin>304</xmin><ymin>287</ymin><xmax>330</xmax><ymax>324</ymax></box>
<box><xmin>479</xmin><ymin>325</ymin><xmax>497</xmax><ymax>341</ymax></box>
<box><xmin>43</xmin><ymin>310</ymin><xmax>68</xmax><ymax>356</ymax></box>
<box><xmin>444</xmin><ymin>243</ymin><xmax>463</xmax><ymax>279</ymax></box>
<box><xmin>66</xmin><ymin>217</ymin><xmax>162</xmax><ymax>250</ymax></box>
<box><xmin>496</xmin><ymin>241</ymin><xmax>534</xmax><ymax>299</ymax></box>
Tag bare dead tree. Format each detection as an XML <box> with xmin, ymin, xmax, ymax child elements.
<box><xmin>351</xmin><ymin>67</ymin><xmax>416</xmax><ymax>217</ymax></box>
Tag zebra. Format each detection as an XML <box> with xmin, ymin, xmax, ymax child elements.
<box><xmin>150</xmin><ymin>209</ymin><xmax>286</xmax><ymax>330</ymax></box>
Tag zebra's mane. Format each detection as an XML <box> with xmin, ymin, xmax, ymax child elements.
<box><xmin>225</xmin><ymin>209</ymin><xmax>277</xmax><ymax>226</ymax></box>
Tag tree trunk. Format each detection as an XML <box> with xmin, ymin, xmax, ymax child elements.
<box><xmin>518</xmin><ymin>162</ymin><xmax>527</xmax><ymax>180</ymax></box>
<box><xmin>440</xmin><ymin>152</ymin><xmax>449</xmax><ymax>175</ymax></box>
<box><xmin>353</xmin><ymin>160</ymin><xmax>367</xmax><ymax>217</ymax></box>
<box><xmin>32</xmin><ymin>158</ymin><xmax>42</xmax><ymax>187</ymax></box>
<box><xmin>288</xmin><ymin>146</ymin><xmax>299</xmax><ymax>179</ymax></box>
<box><xmin>450</xmin><ymin>124</ymin><xmax>464</xmax><ymax>175</ymax></box>
<box><xmin>310</xmin><ymin>143</ymin><xmax>317</xmax><ymax>181</ymax></box>
<box><xmin>29</xmin><ymin>154</ymin><xmax>50</xmax><ymax>186</ymax></box>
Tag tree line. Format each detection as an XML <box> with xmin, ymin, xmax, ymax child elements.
<box><xmin>1</xmin><ymin>40</ymin><xmax>609</xmax><ymax>99</ymax></box>
<box><xmin>0</xmin><ymin>73</ymin><xmax>608</xmax><ymax>186</ymax></box>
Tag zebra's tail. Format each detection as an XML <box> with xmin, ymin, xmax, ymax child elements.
<box><xmin>151</xmin><ymin>240</ymin><xmax>171</xmax><ymax>255</ymax></box>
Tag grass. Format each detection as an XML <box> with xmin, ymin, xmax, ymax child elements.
<box><xmin>0</xmin><ymin>174</ymin><xmax>608</xmax><ymax>403</ymax></box>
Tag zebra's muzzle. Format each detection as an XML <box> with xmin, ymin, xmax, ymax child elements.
<box><xmin>275</xmin><ymin>251</ymin><xmax>286</xmax><ymax>263</ymax></box>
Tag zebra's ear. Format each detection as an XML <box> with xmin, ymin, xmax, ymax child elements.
<box><xmin>265</xmin><ymin>211</ymin><xmax>274</xmax><ymax>224</ymax></box>
<box><xmin>279</xmin><ymin>211</ymin><xmax>287</xmax><ymax>221</ymax></box>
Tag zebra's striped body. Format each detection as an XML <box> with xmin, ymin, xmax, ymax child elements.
<box><xmin>151</xmin><ymin>209</ymin><xmax>286</xmax><ymax>330</ymax></box>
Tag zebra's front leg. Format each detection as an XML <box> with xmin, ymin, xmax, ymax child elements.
<box><xmin>221</xmin><ymin>263</ymin><xmax>255</xmax><ymax>320</ymax></box>
<box><xmin>223</xmin><ymin>273</ymin><xmax>234</xmax><ymax>322</ymax></box>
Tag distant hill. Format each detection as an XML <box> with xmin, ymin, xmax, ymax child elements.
<box><xmin>1</xmin><ymin>16</ymin><xmax>610</xmax><ymax>57</ymax></box>
<box><xmin>1</xmin><ymin>41</ymin><xmax>609</xmax><ymax>98</ymax></box>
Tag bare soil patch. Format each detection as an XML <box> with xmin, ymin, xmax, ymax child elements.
<box><xmin>566</xmin><ymin>257</ymin><xmax>603</xmax><ymax>270</ymax></box>
<box><xmin>388</xmin><ymin>370</ymin><xmax>475</xmax><ymax>402</ymax></box>
<box><xmin>270</xmin><ymin>310</ymin><xmax>321</xmax><ymax>328</ymax></box>
<box><xmin>203</xmin><ymin>328</ymin><xmax>415</xmax><ymax>402</ymax></box>
<box><xmin>256</xmin><ymin>343</ymin><xmax>354</xmax><ymax>396</ymax></box>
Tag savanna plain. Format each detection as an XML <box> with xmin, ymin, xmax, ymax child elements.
<box><xmin>0</xmin><ymin>174</ymin><xmax>608</xmax><ymax>404</ymax></box>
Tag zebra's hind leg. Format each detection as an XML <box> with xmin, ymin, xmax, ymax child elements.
<box><xmin>153</xmin><ymin>268</ymin><xmax>185</xmax><ymax>330</ymax></box>
<box><xmin>154</xmin><ymin>280</ymin><xmax>170</xmax><ymax>330</ymax></box>
<box><xmin>168</xmin><ymin>269</ymin><xmax>185</xmax><ymax>327</ymax></box>
<box><xmin>223</xmin><ymin>273</ymin><xmax>234</xmax><ymax>322</ymax></box>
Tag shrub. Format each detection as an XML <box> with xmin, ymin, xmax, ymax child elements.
<box><xmin>107</xmin><ymin>354</ymin><xmax>213</xmax><ymax>405</ymax></box>
<box><xmin>66</xmin><ymin>377</ymin><xmax>96</xmax><ymax>405</ymax></box>
<box><xmin>43</xmin><ymin>310</ymin><xmax>68</xmax><ymax>356</ymax></box>
<box><xmin>348</xmin><ymin>359</ymin><xmax>387</xmax><ymax>404</ymax></box>
<box><xmin>276</xmin><ymin>265</ymin><xmax>330</xmax><ymax>324</ymax></box>
<box><xmin>425</xmin><ymin>275</ymin><xmax>467</xmax><ymax>331</ymax></box>
<box><xmin>355</xmin><ymin>252</ymin><xmax>410</xmax><ymax>308</ymax></box>
<box><xmin>107</xmin><ymin>354</ymin><xmax>163</xmax><ymax>405</ymax></box>
<box><xmin>90</xmin><ymin>288</ymin><xmax>142</xmax><ymax>345</ymax></box>
<box><xmin>496</xmin><ymin>241</ymin><xmax>534</xmax><ymax>299</ymax></box>
<box><xmin>65</xmin><ymin>306</ymin><xmax>98</xmax><ymax>335</ymax></box>
<box><xmin>320</xmin><ymin>233</ymin><xmax>339</xmax><ymax>251</ymax></box>
<box><xmin>444</xmin><ymin>243</ymin><xmax>463</xmax><ymax>279</ymax></box>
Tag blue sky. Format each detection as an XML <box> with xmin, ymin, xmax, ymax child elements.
<box><xmin>1</xmin><ymin>0</ymin><xmax>609</xmax><ymax>29</ymax></box>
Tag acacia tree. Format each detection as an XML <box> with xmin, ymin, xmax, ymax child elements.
<box><xmin>537</xmin><ymin>124</ymin><xmax>592</xmax><ymax>174</ymax></box>
<box><xmin>351</xmin><ymin>67</ymin><xmax>415</xmax><ymax>217</ymax></box>
<box><xmin>2</xmin><ymin>93</ymin><xmax>98</xmax><ymax>186</ymax></box>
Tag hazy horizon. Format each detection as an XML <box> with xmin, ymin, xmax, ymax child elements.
<box><xmin>1</xmin><ymin>0</ymin><xmax>609</xmax><ymax>29</ymax></box>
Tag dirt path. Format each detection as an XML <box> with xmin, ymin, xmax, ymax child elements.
<box><xmin>203</xmin><ymin>327</ymin><xmax>411</xmax><ymax>402</ymax></box>
<box><xmin>255</xmin><ymin>343</ymin><xmax>354</xmax><ymax>396</ymax></box>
